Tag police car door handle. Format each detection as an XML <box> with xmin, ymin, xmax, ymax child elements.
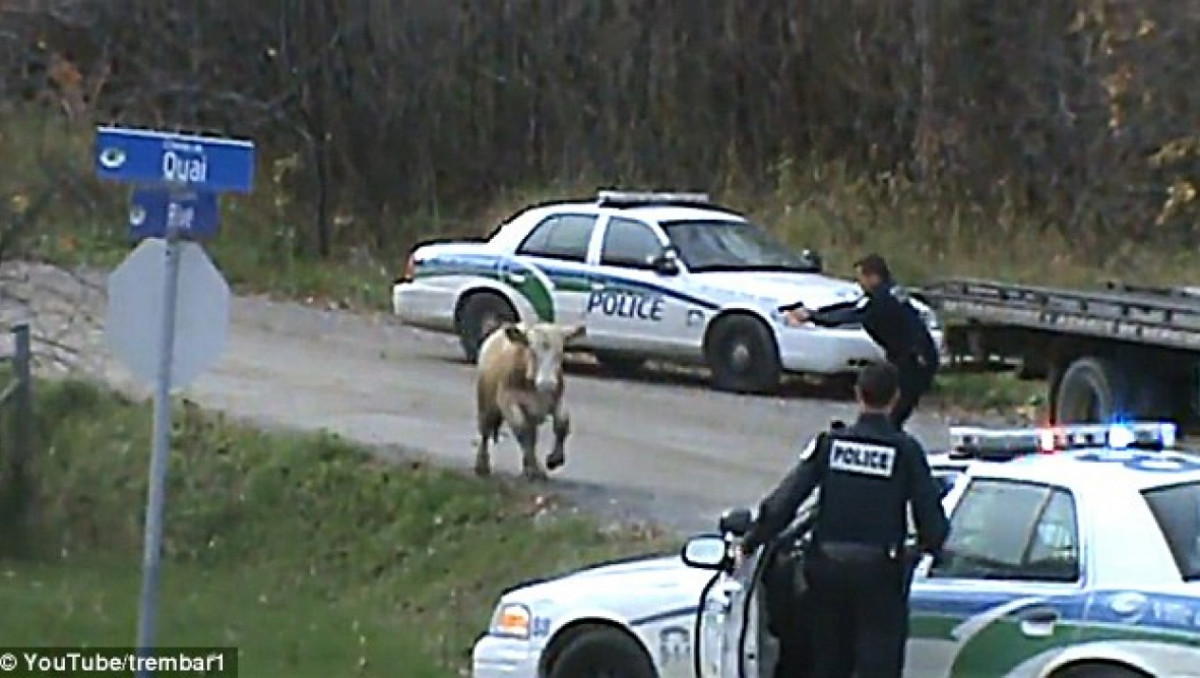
<box><xmin>1017</xmin><ymin>607</ymin><xmax>1059</xmax><ymax>638</ymax></box>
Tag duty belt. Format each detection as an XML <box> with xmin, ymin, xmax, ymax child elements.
<box><xmin>818</xmin><ymin>541</ymin><xmax>896</xmax><ymax>563</ymax></box>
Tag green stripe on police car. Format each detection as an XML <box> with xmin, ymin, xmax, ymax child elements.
<box><xmin>909</xmin><ymin>613</ymin><xmax>1199</xmax><ymax>676</ymax></box>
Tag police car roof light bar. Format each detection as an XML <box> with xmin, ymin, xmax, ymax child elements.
<box><xmin>948</xmin><ymin>421</ymin><xmax>1177</xmax><ymax>460</ymax></box>
<box><xmin>595</xmin><ymin>190</ymin><xmax>712</xmax><ymax>206</ymax></box>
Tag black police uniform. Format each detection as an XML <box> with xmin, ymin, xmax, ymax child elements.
<box><xmin>780</xmin><ymin>284</ymin><xmax>939</xmax><ymax>429</ymax></box>
<box><xmin>742</xmin><ymin>412</ymin><xmax>949</xmax><ymax>678</ymax></box>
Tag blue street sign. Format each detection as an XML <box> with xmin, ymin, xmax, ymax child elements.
<box><xmin>95</xmin><ymin>126</ymin><xmax>256</xmax><ymax>194</ymax></box>
<box><xmin>129</xmin><ymin>188</ymin><xmax>220</xmax><ymax>242</ymax></box>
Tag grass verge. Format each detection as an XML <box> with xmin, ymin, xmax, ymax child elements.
<box><xmin>930</xmin><ymin>372</ymin><xmax>1045</xmax><ymax>423</ymax></box>
<box><xmin>0</xmin><ymin>379</ymin><xmax>676</xmax><ymax>676</ymax></box>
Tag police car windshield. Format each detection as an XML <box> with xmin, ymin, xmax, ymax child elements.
<box><xmin>661</xmin><ymin>220</ymin><xmax>818</xmax><ymax>273</ymax></box>
<box><xmin>1142</xmin><ymin>481</ymin><xmax>1200</xmax><ymax>581</ymax></box>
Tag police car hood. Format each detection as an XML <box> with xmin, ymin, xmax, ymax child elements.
<box><xmin>499</xmin><ymin>554</ymin><xmax>713</xmax><ymax>615</ymax></box>
<box><xmin>690</xmin><ymin>271</ymin><xmax>863</xmax><ymax>309</ymax></box>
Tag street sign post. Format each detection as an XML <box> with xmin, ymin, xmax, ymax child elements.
<box><xmin>129</xmin><ymin>188</ymin><xmax>220</xmax><ymax>243</ymax></box>
<box><xmin>96</xmin><ymin>126</ymin><xmax>254</xmax><ymax>678</ymax></box>
<box><xmin>95</xmin><ymin>126</ymin><xmax>256</xmax><ymax>194</ymax></box>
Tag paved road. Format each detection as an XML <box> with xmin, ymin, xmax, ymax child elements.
<box><xmin>5</xmin><ymin>263</ymin><xmax>960</xmax><ymax>534</ymax></box>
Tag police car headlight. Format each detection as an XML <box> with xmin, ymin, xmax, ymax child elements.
<box><xmin>488</xmin><ymin>602</ymin><xmax>532</xmax><ymax>639</ymax></box>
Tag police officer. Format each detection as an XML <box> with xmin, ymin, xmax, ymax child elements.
<box><xmin>780</xmin><ymin>253</ymin><xmax>939</xmax><ymax>430</ymax></box>
<box><xmin>740</xmin><ymin>362</ymin><xmax>949</xmax><ymax>678</ymax></box>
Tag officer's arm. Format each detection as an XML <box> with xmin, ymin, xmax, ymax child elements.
<box><xmin>808</xmin><ymin>297</ymin><xmax>870</xmax><ymax>327</ymax></box>
<box><xmin>777</xmin><ymin>297</ymin><xmax>854</xmax><ymax>314</ymax></box>
<box><xmin>742</xmin><ymin>438</ymin><xmax>826</xmax><ymax>553</ymax></box>
<box><xmin>905</xmin><ymin>441</ymin><xmax>950</xmax><ymax>554</ymax></box>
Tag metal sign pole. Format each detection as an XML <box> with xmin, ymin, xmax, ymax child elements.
<box><xmin>94</xmin><ymin>125</ymin><xmax>252</xmax><ymax>668</ymax></box>
<box><xmin>134</xmin><ymin>207</ymin><xmax>183</xmax><ymax>675</ymax></box>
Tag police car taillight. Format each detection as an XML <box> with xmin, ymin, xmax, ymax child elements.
<box><xmin>949</xmin><ymin>421</ymin><xmax>1177</xmax><ymax>459</ymax></box>
<box><xmin>400</xmin><ymin>253</ymin><xmax>416</xmax><ymax>283</ymax></box>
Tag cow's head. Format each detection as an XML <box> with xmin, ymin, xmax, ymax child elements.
<box><xmin>504</xmin><ymin>322</ymin><xmax>586</xmax><ymax>394</ymax></box>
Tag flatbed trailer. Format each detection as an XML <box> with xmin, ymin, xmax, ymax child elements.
<box><xmin>918</xmin><ymin>278</ymin><xmax>1200</xmax><ymax>424</ymax></box>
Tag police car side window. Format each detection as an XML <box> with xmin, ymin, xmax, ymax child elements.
<box><xmin>517</xmin><ymin>215</ymin><xmax>597</xmax><ymax>262</ymax></box>
<box><xmin>600</xmin><ymin>218</ymin><xmax>664</xmax><ymax>269</ymax></box>
<box><xmin>1141</xmin><ymin>481</ymin><xmax>1200</xmax><ymax>580</ymax></box>
<box><xmin>932</xmin><ymin>479</ymin><xmax>1080</xmax><ymax>583</ymax></box>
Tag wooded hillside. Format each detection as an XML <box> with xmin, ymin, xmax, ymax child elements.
<box><xmin>2</xmin><ymin>0</ymin><xmax>1197</xmax><ymax>256</ymax></box>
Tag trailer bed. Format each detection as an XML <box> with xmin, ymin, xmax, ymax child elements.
<box><xmin>920</xmin><ymin>278</ymin><xmax>1200</xmax><ymax>353</ymax></box>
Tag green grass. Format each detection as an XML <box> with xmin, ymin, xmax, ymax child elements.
<box><xmin>0</xmin><ymin>380</ymin><xmax>676</xmax><ymax>676</ymax></box>
<box><xmin>930</xmin><ymin>372</ymin><xmax>1045</xmax><ymax>421</ymax></box>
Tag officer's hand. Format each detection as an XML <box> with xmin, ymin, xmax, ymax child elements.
<box><xmin>734</xmin><ymin>541</ymin><xmax>755</xmax><ymax>567</ymax></box>
<box><xmin>785</xmin><ymin>309</ymin><xmax>810</xmax><ymax>326</ymax></box>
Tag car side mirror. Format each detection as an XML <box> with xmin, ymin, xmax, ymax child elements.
<box><xmin>680</xmin><ymin>534</ymin><xmax>728</xmax><ymax>570</ymax></box>
<box><xmin>718</xmin><ymin>507</ymin><xmax>754</xmax><ymax>537</ymax></box>
<box><xmin>799</xmin><ymin>248</ymin><xmax>823</xmax><ymax>273</ymax></box>
<box><xmin>651</xmin><ymin>247</ymin><xmax>680</xmax><ymax>276</ymax></box>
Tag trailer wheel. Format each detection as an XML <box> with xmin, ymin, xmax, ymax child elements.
<box><xmin>1054</xmin><ymin>357</ymin><xmax>1132</xmax><ymax>424</ymax></box>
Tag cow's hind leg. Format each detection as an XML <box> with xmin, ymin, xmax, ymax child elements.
<box><xmin>475</xmin><ymin>407</ymin><xmax>503</xmax><ymax>477</ymax></box>
<box><xmin>546</xmin><ymin>404</ymin><xmax>570</xmax><ymax>471</ymax></box>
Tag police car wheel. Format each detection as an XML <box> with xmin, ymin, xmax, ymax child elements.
<box><xmin>457</xmin><ymin>293</ymin><xmax>517</xmax><ymax>363</ymax></box>
<box><xmin>547</xmin><ymin>627</ymin><xmax>656</xmax><ymax>678</ymax></box>
<box><xmin>706</xmin><ymin>315</ymin><xmax>781</xmax><ymax>394</ymax></box>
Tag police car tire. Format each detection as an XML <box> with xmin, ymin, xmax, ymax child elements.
<box><xmin>457</xmin><ymin>292</ymin><xmax>517</xmax><ymax>363</ymax></box>
<box><xmin>547</xmin><ymin>627</ymin><xmax>657</xmax><ymax>678</ymax></box>
<box><xmin>706</xmin><ymin>315</ymin><xmax>781</xmax><ymax>394</ymax></box>
<box><xmin>1054</xmin><ymin>662</ymin><xmax>1147</xmax><ymax>678</ymax></box>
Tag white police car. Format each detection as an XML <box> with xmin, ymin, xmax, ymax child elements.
<box><xmin>392</xmin><ymin>190</ymin><xmax>943</xmax><ymax>394</ymax></box>
<box><xmin>472</xmin><ymin>423</ymin><xmax>1200</xmax><ymax>678</ymax></box>
<box><xmin>469</xmin><ymin>461</ymin><xmax>966</xmax><ymax>678</ymax></box>
<box><xmin>683</xmin><ymin>421</ymin><xmax>1200</xmax><ymax>678</ymax></box>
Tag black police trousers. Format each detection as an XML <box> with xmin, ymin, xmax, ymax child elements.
<box><xmin>889</xmin><ymin>359</ymin><xmax>935</xmax><ymax>430</ymax></box>
<box><xmin>803</xmin><ymin>544</ymin><xmax>909</xmax><ymax>678</ymax></box>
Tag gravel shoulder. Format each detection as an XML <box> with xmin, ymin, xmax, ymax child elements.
<box><xmin>2</xmin><ymin>262</ymin><xmax>964</xmax><ymax>535</ymax></box>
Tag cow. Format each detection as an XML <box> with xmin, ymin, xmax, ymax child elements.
<box><xmin>474</xmin><ymin>321</ymin><xmax>586</xmax><ymax>480</ymax></box>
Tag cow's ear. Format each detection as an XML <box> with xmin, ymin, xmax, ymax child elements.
<box><xmin>563</xmin><ymin>324</ymin><xmax>586</xmax><ymax>343</ymax></box>
<box><xmin>503</xmin><ymin>324</ymin><xmax>529</xmax><ymax>346</ymax></box>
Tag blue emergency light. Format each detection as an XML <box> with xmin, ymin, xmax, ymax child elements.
<box><xmin>948</xmin><ymin>421</ymin><xmax>1178</xmax><ymax>460</ymax></box>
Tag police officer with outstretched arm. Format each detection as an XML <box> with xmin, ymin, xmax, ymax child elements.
<box><xmin>780</xmin><ymin>253</ymin><xmax>939</xmax><ymax>430</ymax></box>
<box><xmin>740</xmin><ymin>363</ymin><xmax>949</xmax><ymax>678</ymax></box>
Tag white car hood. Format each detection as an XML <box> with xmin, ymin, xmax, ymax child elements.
<box><xmin>501</xmin><ymin>554</ymin><xmax>715</xmax><ymax>617</ymax></box>
<box><xmin>689</xmin><ymin>271</ymin><xmax>863</xmax><ymax>309</ymax></box>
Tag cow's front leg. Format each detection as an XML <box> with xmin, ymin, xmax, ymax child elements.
<box><xmin>501</xmin><ymin>395</ymin><xmax>546</xmax><ymax>480</ymax></box>
<box><xmin>515</xmin><ymin>424</ymin><xmax>546</xmax><ymax>480</ymax></box>
<box><xmin>546</xmin><ymin>403</ymin><xmax>570</xmax><ymax>471</ymax></box>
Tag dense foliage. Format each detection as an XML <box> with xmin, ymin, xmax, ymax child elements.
<box><xmin>2</xmin><ymin>0</ymin><xmax>1197</xmax><ymax>255</ymax></box>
